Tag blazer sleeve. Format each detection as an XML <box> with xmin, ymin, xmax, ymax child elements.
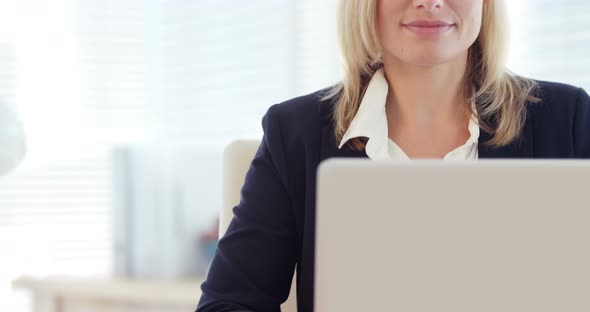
<box><xmin>196</xmin><ymin>104</ymin><xmax>297</xmax><ymax>312</ymax></box>
<box><xmin>573</xmin><ymin>88</ymin><xmax>590</xmax><ymax>158</ymax></box>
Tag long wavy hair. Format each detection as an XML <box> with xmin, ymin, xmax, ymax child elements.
<box><xmin>324</xmin><ymin>0</ymin><xmax>539</xmax><ymax>150</ymax></box>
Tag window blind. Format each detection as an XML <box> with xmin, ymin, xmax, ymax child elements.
<box><xmin>507</xmin><ymin>0</ymin><xmax>590</xmax><ymax>90</ymax></box>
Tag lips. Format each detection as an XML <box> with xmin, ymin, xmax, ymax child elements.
<box><xmin>403</xmin><ymin>20</ymin><xmax>455</xmax><ymax>35</ymax></box>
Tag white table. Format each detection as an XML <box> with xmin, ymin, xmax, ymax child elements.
<box><xmin>13</xmin><ymin>276</ymin><xmax>203</xmax><ymax>312</ymax></box>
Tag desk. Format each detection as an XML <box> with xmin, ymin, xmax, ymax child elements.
<box><xmin>13</xmin><ymin>276</ymin><xmax>202</xmax><ymax>312</ymax></box>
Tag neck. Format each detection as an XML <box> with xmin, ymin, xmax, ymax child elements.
<box><xmin>382</xmin><ymin>52</ymin><xmax>470</xmax><ymax>130</ymax></box>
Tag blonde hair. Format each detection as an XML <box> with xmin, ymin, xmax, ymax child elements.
<box><xmin>325</xmin><ymin>0</ymin><xmax>539</xmax><ymax>150</ymax></box>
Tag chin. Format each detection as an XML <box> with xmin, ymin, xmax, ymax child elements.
<box><xmin>406</xmin><ymin>45</ymin><xmax>464</xmax><ymax>65</ymax></box>
<box><xmin>405</xmin><ymin>54</ymin><xmax>455</xmax><ymax>67</ymax></box>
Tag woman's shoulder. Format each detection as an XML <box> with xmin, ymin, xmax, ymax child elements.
<box><xmin>529</xmin><ymin>79</ymin><xmax>590</xmax><ymax>157</ymax></box>
<box><xmin>534</xmin><ymin>80</ymin><xmax>585</xmax><ymax>103</ymax></box>
<box><xmin>258</xmin><ymin>88</ymin><xmax>337</xmax><ymax>192</ymax></box>
<box><xmin>530</xmin><ymin>80</ymin><xmax>589</xmax><ymax>114</ymax></box>
<box><xmin>263</xmin><ymin>87</ymin><xmax>336</xmax><ymax>139</ymax></box>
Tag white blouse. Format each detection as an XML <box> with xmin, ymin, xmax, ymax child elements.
<box><xmin>338</xmin><ymin>69</ymin><xmax>479</xmax><ymax>160</ymax></box>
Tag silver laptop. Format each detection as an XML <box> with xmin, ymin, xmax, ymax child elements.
<box><xmin>315</xmin><ymin>159</ymin><xmax>590</xmax><ymax>312</ymax></box>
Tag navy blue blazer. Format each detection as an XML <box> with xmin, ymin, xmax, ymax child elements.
<box><xmin>197</xmin><ymin>81</ymin><xmax>590</xmax><ymax>312</ymax></box>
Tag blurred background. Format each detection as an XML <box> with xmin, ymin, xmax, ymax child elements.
<box><xmin>0</xmin><ymin>0</ymin><xmax>588</xmax><ymax>311</ymax></box>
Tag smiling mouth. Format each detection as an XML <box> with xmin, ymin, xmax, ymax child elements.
<box><xmin>402</xmin><ymin>21</ymin><xmax>455</xmax><ymax>35</ymax></box>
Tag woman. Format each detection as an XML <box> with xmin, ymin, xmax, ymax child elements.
<box><xmin>197</xmin><ymin>0</ymin><xmax>590</xmax><ymax>311</ymax></box>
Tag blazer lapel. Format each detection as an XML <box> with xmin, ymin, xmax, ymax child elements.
<box><xmin>318</xmin><ymin>101</ymin><xmax>369</xmax><ymax>161</ymax></box>
<box><xmin>319</xmin><ymin>122</ymin><xmax>368</xmax><ymax>161</ymax></box>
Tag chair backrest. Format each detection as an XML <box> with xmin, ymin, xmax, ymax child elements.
<box><xmin>221</xmin><ymin>139</ymin><xmax>261</xmax><ymax>237</ymax></box>
<box><xmin>221</xmin><ymin>139</ymin><xmax>297</xmax><ymax>312</ymax></box>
